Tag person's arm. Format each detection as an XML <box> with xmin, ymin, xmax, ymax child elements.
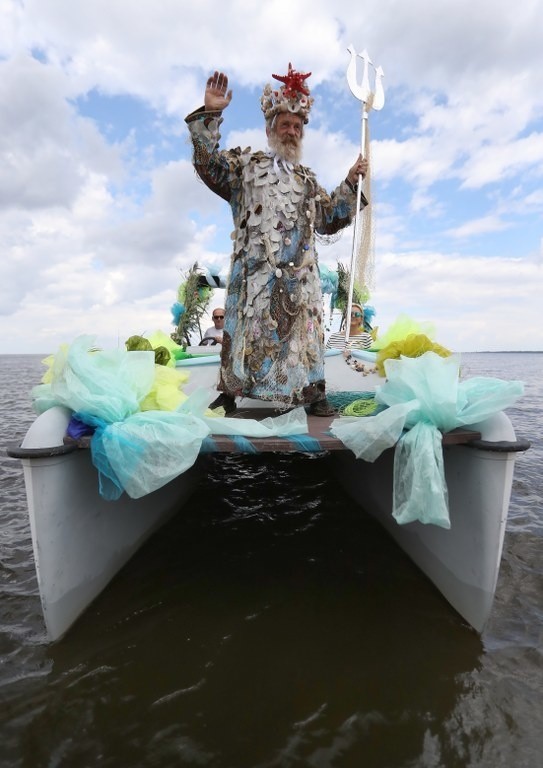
<box><xmin>314</xmin><ymin>155</ymin><xmax>369</xmax><ymax>236</ymax></box>
<box><xmin>185</xmin><ymin>71</ymin><xmax>235</xmax><ymax>202</ymax></box>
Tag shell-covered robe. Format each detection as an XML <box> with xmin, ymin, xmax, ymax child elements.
<box><xmin>186</xmin><ymin>109</ymin><xmax>365</xmax><ymax>406</ymax></box>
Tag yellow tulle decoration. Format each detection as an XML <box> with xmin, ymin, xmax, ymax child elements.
<box><xmin>147</xmin><ymin>330</ymin><xmax>184</xmax><ymax>367</ymax></box>
<box><xmin>40</xmin><ymin>349</ymin><xmax>65</xmax><ymax>384</ymax></box>
<box><xmin>376</xmin><ymin>334</ymin><xmax>452</xmax><ymax>377</ymax></box>
<box><xmin>139</xmin><ymin>365</ymin><xmax>190</xmax><ymax>412</ymax></box>
<box><xmin>371</xmin><ymin>314</ymin><xmax>436</xmax><ymax>351</ymax></box>
<box><xmin>40</xmin><ymin>343</ymin><xmax>98</xmax><ymax>383</ymax></box>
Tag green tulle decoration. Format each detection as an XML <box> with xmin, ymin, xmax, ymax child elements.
<box><xmin>125</xmin><ymin>335</ymin><xmax>153</xmax><ymax>352</ymax></box>
<box><xmin>125</xmin><ymin>336</ymin><xmax>171</xmax><ymax>366</ymax></box>
<box><xmin>153</xmin><ymin>346</ymin><xmax>171</xmax><ymax>366</ymax></box>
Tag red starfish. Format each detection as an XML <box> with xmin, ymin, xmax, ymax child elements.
<box><xmin>272</xmin><ymin>63</ymin><xmax>311</xmax><ymax>98</ymax></box>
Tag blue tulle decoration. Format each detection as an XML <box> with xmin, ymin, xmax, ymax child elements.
<box><xmin>170</xmin><ymin>302</ymin><xmax>185</xmax><ymax>326</ymax></box>
<box><xmin>66</xmin><ymin>415</ymin><xmax>95</xmax><ymax>440</ymax></box>
<box><xmin>73</xmin><ymin>411</ymin><xmax>126</xmax><ymax>501</ymax></box>
<box><xmin>230</xmin><ymin>435</ymin><xmax>259</xmax><ymax>454</ymax></box>
<box><xmin>364</xmin><ymin>305</ymin><xmax>376</xmax><ymax>323</ymax></box>
<box><xmin>284</xmin><ymin>434</ymin><xmax>324</xmax><ymax>452</ymax></box>
<box><xmin>319</xmin><ymin>265</ymin><xmax>338</xmax><ymax>303</ymax></box>
<box><xmin>363</xmin><ymin>304</ymin><xmax>376</xmax><ymax>332</ymax></box>
<box><xmin>200</xmin><ymin>436</ymin><xmax>219</xmax><ymax>452</ymax></box>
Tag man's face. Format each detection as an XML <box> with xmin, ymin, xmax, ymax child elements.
<box><xmin>267</xmin><ymin>113</ymin><xmax>304</xmax><ymax>163</ymax></box>
<box><xmin>274</xmin><ymin>113</ymin><xmax>303</xmax><ymax>141</ymax></box>
<box><xmin>212</xmin><ymin>310</ymin><xmax>225</xmax><ymax>329</ymax></box>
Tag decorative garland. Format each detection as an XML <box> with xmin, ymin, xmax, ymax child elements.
<box><xmin>170</xmin><ymin>263</ymin><xmax>214</xmax><ymax>348</ymax></box>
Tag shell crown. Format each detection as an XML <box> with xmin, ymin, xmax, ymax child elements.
<box><xmin>260</xmin><ymin>63</ymin><xmax>313</xmax><ymax>124</ymax></box>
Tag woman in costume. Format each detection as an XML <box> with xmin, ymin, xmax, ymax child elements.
<box><xmin>326</xmin><ymin>303</ymin><xmax>373</xmax><ymax>351</ymax></box>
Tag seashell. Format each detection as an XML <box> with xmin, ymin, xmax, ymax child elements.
<box><xmin>284</xmin><ymin>237</ymin><xmax>292</xmax><ymax>246</ymax></box>
<box><xmin>276</xmin><ymin>268</ymin><xmax>283</xmax><ymax>278</ymax></box>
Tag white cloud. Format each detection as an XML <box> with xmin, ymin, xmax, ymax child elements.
<box><xmin>372</xmin><ymin>250</ymin><xmax>542</xmax><ymax>352</ymax></box>
<box><xmin>0</xmin><ymin>0</ymin><xmax>542</xmax><ymax>353</ymax></box>
<box><xmin>446</xmin><ymin>215</ymin><xmax>511</xmax><ymax>239</ymax></box>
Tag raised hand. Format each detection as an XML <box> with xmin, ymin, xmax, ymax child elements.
<box><xmin>205</xmin><ymin>71</ymin><xmax>233</xmax><ymax>112</ymax></box>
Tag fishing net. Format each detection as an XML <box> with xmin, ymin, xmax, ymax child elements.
<box><xmin>326</xmin><ymin>390</ymin><xmax>380</xmax><ymax>416</ymax></box>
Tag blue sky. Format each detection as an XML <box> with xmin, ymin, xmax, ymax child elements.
<box><xmin>1</xmin><ymin>0</ymin><xmax>542</xmax><ymax>353</ymax></box>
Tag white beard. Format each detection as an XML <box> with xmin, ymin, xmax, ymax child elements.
<box><xmin>267</xmin><ymin>131</ymin><xmax>302</xmax><ymax>165</ymax></box>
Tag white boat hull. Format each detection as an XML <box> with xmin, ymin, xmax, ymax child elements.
<box><xmin>17</xmin><ymin>407</ymin><xmax>199</xmax><ymax>641</ymax></box>
<box><xmin>332</xmin><ymin>411</ymin><xmax>518</xmax><ymax>631</ymax></box>
<box><xmin>10</xmin><ymin>352</ymin><xmax>527</xmax><ymax>639</ymax></box>
<box><xmin>177</xmin><ymin>347</ymin><xmax>382</xmax><ymax>403</ymax></box>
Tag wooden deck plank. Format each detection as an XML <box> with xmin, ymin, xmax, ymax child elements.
<box><xmin>63</xmin><ymin>409</ymin><xmax>482</xmax><ymax>454</ymax></box>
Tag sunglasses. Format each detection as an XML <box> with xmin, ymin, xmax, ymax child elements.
<box><xmin>213</xmin><ymin>315</ymin><xmax>224</xmax><ymax>320</ymax></box>
<box><xmin>350</xmin><ymin>312</ymin><xmax>363</xmax><ymax>318</ymax></box>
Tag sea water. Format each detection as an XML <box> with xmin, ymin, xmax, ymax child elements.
<box><xmin>1</xmin><ymin>352</ymin><xmax>542</xmax><ymax>767</ymax></box>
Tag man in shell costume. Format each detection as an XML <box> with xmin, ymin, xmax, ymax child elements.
<box><xmin>186</xmin><ymin>65</ymin><xmax>368</xmax><ymax>415</ymax></box>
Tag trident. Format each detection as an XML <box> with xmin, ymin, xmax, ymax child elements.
<box><xmin>344</xmin><ymin>45</ymin><xmax>384</xmax><ymax>343</ymax></box>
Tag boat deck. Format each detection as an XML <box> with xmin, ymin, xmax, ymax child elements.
<box><xmin>57</xmin><ymin>408</ymin><xmax>482</xmax><ymax>455</ymax></box>
<box><xmin>200</xmin><ymin>409</ymin><xmax>482</xmax><ymax>453</ymax></box>
<box><xmin>6</xmin><ymin>407</ymin><xmax>485</xmax><ymax>461</ymax></box>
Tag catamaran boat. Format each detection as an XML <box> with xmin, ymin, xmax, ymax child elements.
<box><xmin>7</xmin><ymin>344</ymin><xmax>529</xmax><ymax>641</ymax></box>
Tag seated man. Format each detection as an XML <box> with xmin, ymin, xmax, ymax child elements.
<box><xmin>200</xmin><ymin>308</ymin><xmax>225</xmax><ymax>346</ymax></box>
